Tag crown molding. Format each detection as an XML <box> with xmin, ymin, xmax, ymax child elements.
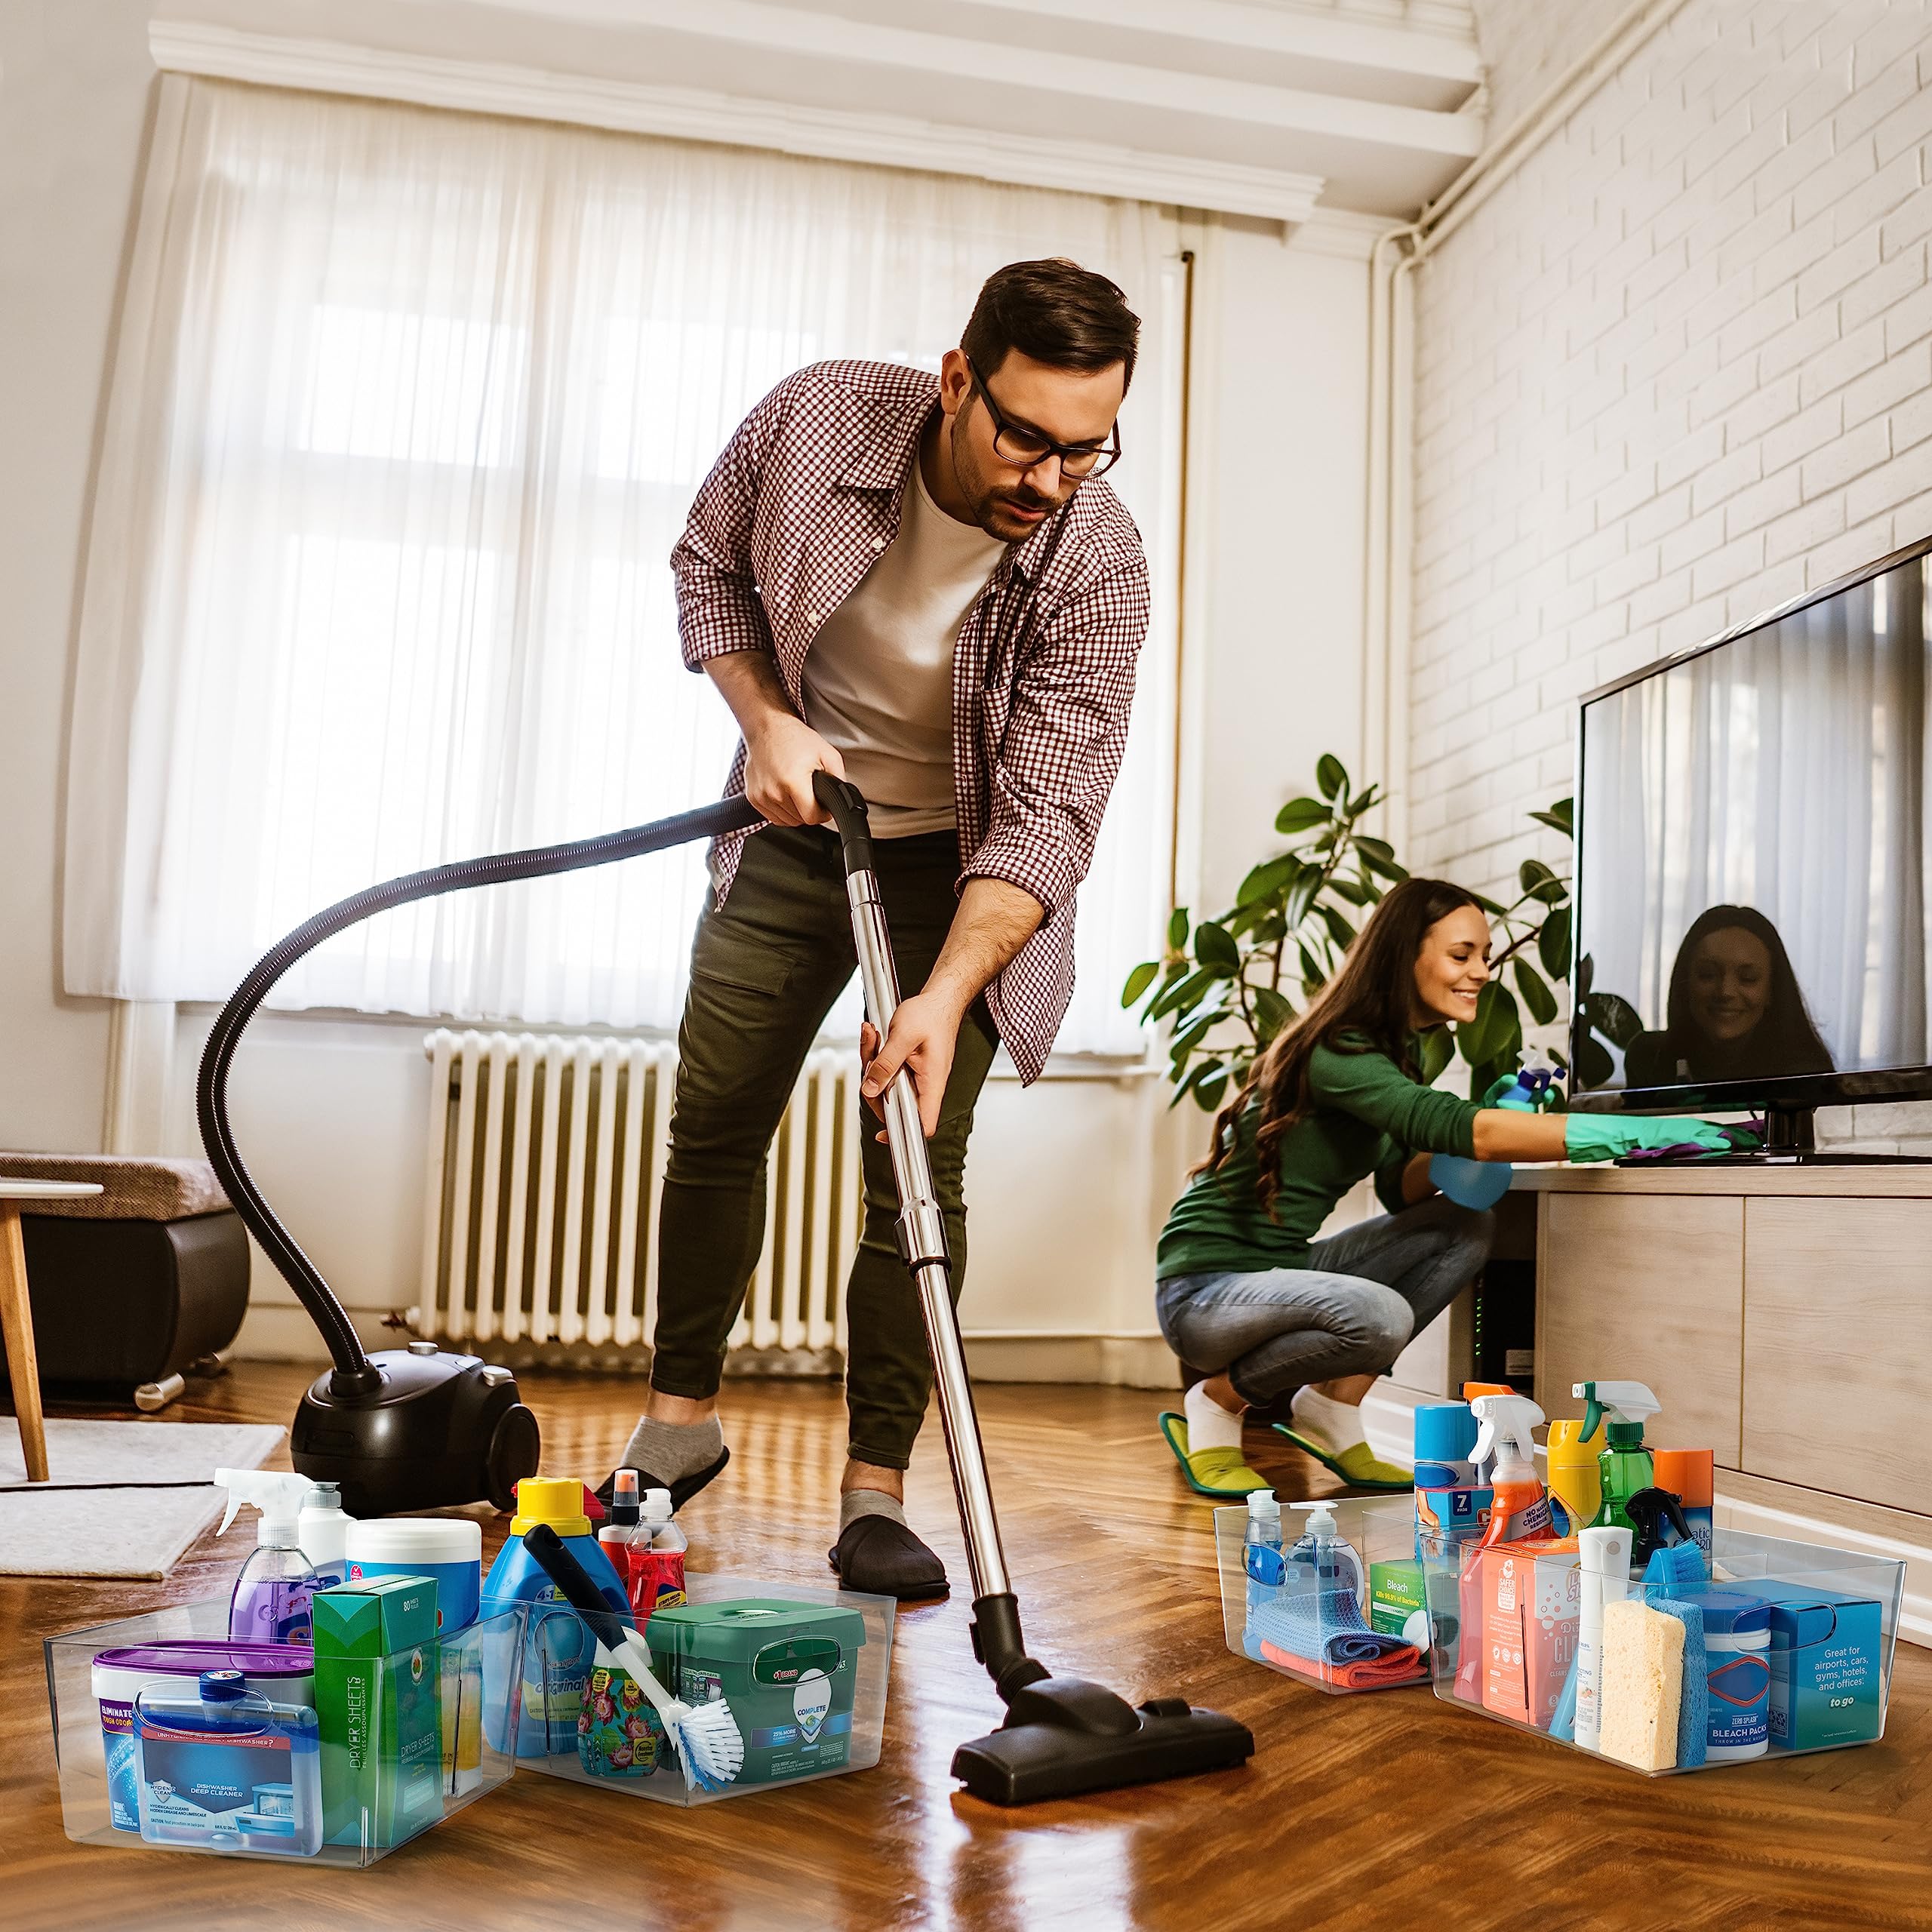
<box><xmin>150</xmin><ymin>20</ymin><xmax>1329</xmax><ymax>223</ymax></box>
<box><xmin>1287</xmin><ymin>205</ymin><xmax>1409</xmax><ymax>258</ymax></box>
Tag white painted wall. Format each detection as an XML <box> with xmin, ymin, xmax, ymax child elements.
<box><xmin>0</xmin><ymin>2</ymin><xmax>1383</xmax><ymax>1380</ymax></box>
<box><xmin>1409</xmin><ymin>0</ymin><xmax>1932</xmax><ymax>1152</ymax></box>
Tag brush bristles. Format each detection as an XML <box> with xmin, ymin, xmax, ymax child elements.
<box><xmin>672</xmin><ymin>1698</ymin><xmax>746</xmax><ymax>1792</ymax></box>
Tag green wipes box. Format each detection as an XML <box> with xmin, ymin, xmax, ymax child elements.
<box><xmin>1369</xmin><ymin>1558</ymin><xmax>1428</xmax><ymax>1640</ymax></box>
<box><xmin>1756</xmin><ymin>1580</ymin><xmax>1884</xmax><ymax>1751</ymax></box>
<box><xmin>312</xmin><ymin>1574</ymin><xmax>445</xmax><ymax>1846</ymax></box>
<box><xmin>647</xmin><ymin>1599</ymin><xmax>866</xmax><ymax>1786</ymax></box>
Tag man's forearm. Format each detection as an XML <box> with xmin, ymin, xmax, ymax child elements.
<box><xmin>704</xmin><ymin>645</ymin><xmax>796</xmax><ymax>740</ymax></box>
<box><xmin>924</xmin><ymin>878</ymin><xmax>1043</xmax><ymax>1017</ymax></box>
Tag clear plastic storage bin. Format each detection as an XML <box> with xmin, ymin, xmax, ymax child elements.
<box><xmin>514</xmin><ymin>1573</ymin><xmax>894</xmax><ymax>1805</ymax></box>
<box><xmin>1214</xmin><ymin>1496</ymin><xmax>1432</xmax><ymax>1694</ymax></box>
<box><xmin>1422</xmin><ymin>1527</ymin><xmax>1904</xmax><ymax>1774</ymax></box>
<box><xmin>46</xmin><ymin>1599</ymin><xmax>523</xmax><ymax>1864</ymax></box>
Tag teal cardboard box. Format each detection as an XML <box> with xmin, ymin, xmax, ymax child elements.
<box><xmin>312</xmin><ymin>1574</ymin><xmax>445</xmax><ymax>1847</ymax></box>
<box><xmin>1756</xmin><ymin>1580</ymin><xmax>1883</xmax><ymax>1752</ymax></box>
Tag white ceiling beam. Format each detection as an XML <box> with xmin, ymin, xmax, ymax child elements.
<box><xmin>439</xmin><ymin>0</ymin><xmax>1484</xmax><ymax>156</ymax></box>
<box><xmin>149</xmin><ymin>22</ymin><xmax>1331</xmax><ymax>223</ymax></box>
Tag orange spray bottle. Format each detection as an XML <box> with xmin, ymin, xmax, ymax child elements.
<box><xmin>1453</xmin><ymin>1394</ymin><xmax>1553</xmax><ymax>1700</ymax></box>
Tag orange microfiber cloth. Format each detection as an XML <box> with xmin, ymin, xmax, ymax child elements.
<box><xmin>1259</xmin><ymin>1636</ymin><xmax>1425</xmax><ymax>1690</ymax></box>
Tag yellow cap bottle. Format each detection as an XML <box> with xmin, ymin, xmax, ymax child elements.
<box><xmin>1546</xmin><ymin>1418</ymin><xmax>1604</xmax><ymax>1535</ymax></box>
<box><xmin>507</xmin><ymin>1475</ymin><xmax>591</xmax><ymax>1540</ymax></box>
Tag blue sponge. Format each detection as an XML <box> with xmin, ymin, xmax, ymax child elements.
<box><xmin>1647</xmin><ymin>1596</ymin><xmax>1708</xmax><ymax>1769</ymax></box>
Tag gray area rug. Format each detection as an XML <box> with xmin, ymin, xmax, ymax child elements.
<box><xmin>0</xmin><ymin>1418</ymin><xmax>285</xmax><ymax>1578</ymax></box>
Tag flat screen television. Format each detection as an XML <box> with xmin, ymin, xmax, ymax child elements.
<box><xmin>1571</xmin><ymin>534</ymin><xmax>1932</xmax><ymax>1161</ymax></box>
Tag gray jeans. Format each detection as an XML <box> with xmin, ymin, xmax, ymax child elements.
<box><xmin>1155</xmin><ymin>1197</ymin><xmax>1494</xmax><ymax>1407</ymax></box>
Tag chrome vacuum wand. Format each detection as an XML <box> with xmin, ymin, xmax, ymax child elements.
<box><xmin>813</xmin><ymin>772</ymin><xmax>1254</xmax><ymax>1805</ymax></box>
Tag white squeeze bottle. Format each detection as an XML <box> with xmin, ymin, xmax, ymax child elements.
<box><xmin>298</xmin><ymin>1481</ymin><xmax>352</xmax><ymax>1589</ymax></box>
<box><xmin>1574</xmin><ymin>1524</ymin><xmax>1633</xmax><ymax>1754</ymax></box>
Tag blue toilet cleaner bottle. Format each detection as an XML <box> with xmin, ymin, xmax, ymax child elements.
<box><xmin>481</xmin><ymin>1477</ymin><xmax>632</xmax><ymax>1756</ymax></box>
<box><xmin>1241</xmin><ymin>1488</ymin><xmax>1283</xmax><ymax>1661</ymax></box>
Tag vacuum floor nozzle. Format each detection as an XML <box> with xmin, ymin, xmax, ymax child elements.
<box><xmin>950</xmin><ymin>1676</ymin><xmax>1254</xmax><ymax>1805</ymax></box>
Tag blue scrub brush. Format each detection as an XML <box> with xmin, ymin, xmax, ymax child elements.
<box><xmin>521</xmin><ymin>1524</ymin><xmax>745</xmax><ymax>1792</ymax></box>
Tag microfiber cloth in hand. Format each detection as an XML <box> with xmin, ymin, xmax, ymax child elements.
<box><xmin>1647</xmin><ymin>1596</ymin><xmax>1709</xmax><ymax>1768</ymax></box>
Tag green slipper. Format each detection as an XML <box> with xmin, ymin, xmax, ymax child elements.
<box><xmin>1158</xmin><ymin>1412</ymin><xmax>1269</xmax><ymax>1497</ymax></box>
<box><xmin>1272</xmin><ymin>1425</ymin><xmax>1414</xmax><ymax>1493</ymax></box>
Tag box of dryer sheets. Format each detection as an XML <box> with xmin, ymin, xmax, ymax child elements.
<box><xmin>312</xmin><ymin>1575</ymin><xmax>444</xmax><ymax>1847</ymax></box>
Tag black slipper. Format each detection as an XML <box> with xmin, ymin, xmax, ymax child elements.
<box><xmin>594</xmin><ymin>1445</ymin><xmax>731</xmax><ymax>1512</ymax></box>
<box><xmin>828</xmin><ymin>1515</ymin><xmax>949</xmax><ymax>1601</ymax></box>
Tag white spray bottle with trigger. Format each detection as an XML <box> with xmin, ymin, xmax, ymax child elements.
<box><xmin>214</xmin><ymin>1468</ymin><xmax>324</xmax><ymax>1645</ymax></box>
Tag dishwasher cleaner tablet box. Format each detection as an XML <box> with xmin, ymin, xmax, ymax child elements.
<box><xmin>312</xmin><ymin>1574</ymin><xmax>444</xmax><ymax>1847</ymax></box>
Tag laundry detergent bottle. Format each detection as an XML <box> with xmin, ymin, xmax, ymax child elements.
<box><xmin>481</xmin><ymin>1477</ymin><xmax>631</xmax><ymax>1756</ymax></box>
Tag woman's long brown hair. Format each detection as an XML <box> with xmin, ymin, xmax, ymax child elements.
<box><xmin>1198</xmin><ymin>876</ymin><xmax>1484</xmax><ymax>1218</ymax></box>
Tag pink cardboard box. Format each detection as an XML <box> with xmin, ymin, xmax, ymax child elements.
<box><xmin>1481</xmin><ymin>1543</ymin><xmax>1580</xmax><ymax>1729</ymax></box>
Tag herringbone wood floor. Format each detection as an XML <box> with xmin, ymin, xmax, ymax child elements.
<box><xmin>5</xmin><ymin>1366</ymin><xmax>1928</xmax><ymax>1931</ymax></box>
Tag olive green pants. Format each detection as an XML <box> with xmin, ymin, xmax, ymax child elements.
<box><xmin>651</xmin><ymin>823</ymin><xmax>999</xmax><ymax>1469</ymax></box>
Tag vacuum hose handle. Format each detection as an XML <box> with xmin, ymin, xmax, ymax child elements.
<box><xmin>811</xmin><ymin>768</ymin><xmax>876</xmax><ymax>875</ymax></box>
<box><xmin>196</xmin><ymin>795</ymin><xmax>761</xmax><ymax>1392</ymax></box>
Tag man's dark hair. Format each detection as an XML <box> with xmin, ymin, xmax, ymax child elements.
<box><xmin>961</xmin><ymin>258</ymin><xmax>1140</xmax><ymax>394</ymax></box>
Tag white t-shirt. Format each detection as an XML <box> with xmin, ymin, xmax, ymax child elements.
<box><xmin>801</xmin><ymin>448</ymin><xmax>1005</xmax><ymax>837</ymax></box>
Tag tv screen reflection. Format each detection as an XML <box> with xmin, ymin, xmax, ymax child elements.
<box><xmin>1577</xmin><ymin>551</ymin><xmax>1931</xmax><ymax>1094</ymax></box>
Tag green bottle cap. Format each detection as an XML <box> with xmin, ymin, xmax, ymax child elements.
<box><xmin>1605</xmin><ymin>1420</ymin><xmax>1645</xmax><ymax>1447</ymax></box>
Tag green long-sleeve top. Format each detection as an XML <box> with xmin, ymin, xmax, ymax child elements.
<box><xmin>1155</xmin><ymin>1032</ymin><xmax>1482</xmax><ymax>1281</ymax></box>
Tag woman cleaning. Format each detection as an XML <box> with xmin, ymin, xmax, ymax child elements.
<box><xmin>1155</xmin><ymin>876</ymin><xmax>1753</xmax><ymax>1498</ymax></box>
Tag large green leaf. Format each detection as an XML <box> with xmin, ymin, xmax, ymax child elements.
<box><xmin>1169</xmin><ymin>1057</ymin><xmax>1226</xmax><ymax>1111</ymax></box>
<box><xmin>1518</xmin><ymin>857</ymin><xmax>1566</xmax><ymax>905</ymax></box>
<box><xmin>1275</xmin><ymin>796</ymin><xmax>1331</xmax><ymax>836</ymax></box>
<box><xmin>1468</xmin><ymin>889</ymin><xmax>1508</xmax><ymax>918</ymax></box>
<box><xmin>1456</xmin><ymin>980</ymin><xmax>1521</xmax><ymax>1067</ymax></box>
<box><xmin>1195</xmin><ymin>921</ymin><xmax>1240</xmax><ymax>971</ymax></box>
<box><xmin>1318</xmin><ymin>903</ymin><xmax>1357</xmax><ymax>949</ymax></box>
<box><xmin>1236</xmin><ymin>854</ymin><xmax>1301</xmax><ymax>908</ymax></box>
<box><xmin>1329</xmin><ymin>875</ymin><xmax>1372</xmax><ymax>907</ymax></box>
<box><xmin>1151</xmin><ymin>968</ymin><xmax>1214</xmax><ymax>1021</ymax></box>
<box><xmin>1121</xmin><ymin>960</ymin><xmax>1159</xmax><ymax>1008</ymax></box>
<box><xmin>1531</xmin><ymin>798</ymin><xmax>1574</xmax><ymax>838</ymax></box>
<box><xmin>1355</xmin><ymin>835</ymin><xmax>1396</xmax><ymax>862</ymax></box>
<box><xmin>1538</xmin><ymin>905</ymin><xmax>1574</xmax><ymax>980</ymax></box>
<box><xmin>1316</xmin><ymin>753</ymin><xmax>1349</xmax><ymax>800</ymax></box>
<box><xmin>1360</xmin><ymin>848</ymin><xmax>1409</xmax><ymax>884</ymax></box>
<box><xmin>1417</xmin><ymin>1026</ymin><xmax>1454</xmax><ymax>1085</ymax></box>
<box><xmin>1194</xmin><ymin>1070</ymin><xmax>1229</xmax><ymax>1112</ymax></box>
<box><xmin>1168</xmin><ymin>906</ymin><xmax>1190</xmax><ymax>952</ymax></box>
<box><xmin>1298</xmin><ymin>942</ymin><xmax>1326</xmax><ymax>992</ymax></box>
<box><xmin>1513</xmin><ymin>957</ymin><xmax>1559</xmax><ymax>1026</ymax></box>
<box><xmin>1168</xmin><ymin>1009</ymin><xmax>1226</xmax><ymax>1060</ymax></box>
<box><xmin>1282</xmin><ymin>868</ymin><xmax>1322</xmax><ymax>933</ymax></box>
<box><xmin>1466</xmin><ymin>1051</ymin><xmax>1516</xmax><ymax>1101</ymax></box>
<box><xmin>1252</xmin><ymin>985</ymin><xmax>1294</xmax><ymax>1045</ymax></box>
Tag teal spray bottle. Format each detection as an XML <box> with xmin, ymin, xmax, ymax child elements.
<box><xmin>1574</xmin><ymin>1381</ymin><xmax>1662</xmax><ymax>1533</ymax></box>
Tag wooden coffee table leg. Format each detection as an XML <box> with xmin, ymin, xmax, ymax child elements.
<box><xmin>0</xmin><ymin>1203</ymin><xmax>48</xmax><ymax>1482</ymax></box>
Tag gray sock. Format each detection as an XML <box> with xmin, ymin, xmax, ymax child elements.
<box><xmin>620</xmin><ymin>1413</ymin><xmax>724</xmax><ymax>1484</ymax></box>
<box><xmin>839</xmin><ymin>1489</ymin><xmax>906</xmax><ymax>1533</ymax></box>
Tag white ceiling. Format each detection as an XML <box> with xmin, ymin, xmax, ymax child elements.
<box><xmin>420</xmin><ymin>0</ymin><xmax>1490</xmax><ymax>216</ymax></box>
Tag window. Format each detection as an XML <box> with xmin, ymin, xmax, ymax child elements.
<box><xmin>69</xmin><ymin>77</ymin><xmax>1181</xmax><ymax>1055</ymax></box>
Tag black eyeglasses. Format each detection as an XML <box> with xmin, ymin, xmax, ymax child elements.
<box><xmin>966</xmin><ymin>357</ymin><xmax>1121</xmax><ymax>479</ymax></box>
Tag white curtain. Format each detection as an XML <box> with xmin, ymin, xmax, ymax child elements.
<box><xmin>67</xmin><ymin>77</ymin><xmax>1180</xmax><ymax>1056</ymax></box>
<box><xmin>1579</xmin><ymin>555</ymin><xmax>1930</xmax><ymax>1069</ymax></box>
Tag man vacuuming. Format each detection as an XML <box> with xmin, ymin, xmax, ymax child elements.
<box><xmin>601</xmin><ymin>259</ymin><xmax>1149</xmax><ymax>1599</ymax></box>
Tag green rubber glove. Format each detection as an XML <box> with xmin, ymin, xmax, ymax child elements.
<box><xmin>1563</xmin><ymin>1115</ymin><xmax>1733</xmax><ymax>1163</ymax></box>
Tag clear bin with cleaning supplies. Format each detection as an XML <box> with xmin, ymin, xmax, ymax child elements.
<box><xmin>45</xmin><ymin>1597</ymin><xmax>525</xmax><ymax>1863</ymax></box>
<box><xmin>515</xmin><ymin>1571</ymin><xmax>894</xmax><ymax>1805</ymax></box>
<box><xmin>1214</xmin><ymin>1494</ymin><xmax>1431</xmax><ymax>1693</ymax></box>
<box><xmin>1420</xmin><ymin>1524</ymin><xmax>1905</xmax><ymax>1775</ymax></box>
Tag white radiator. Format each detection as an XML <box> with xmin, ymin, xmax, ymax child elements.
<box><xmin>417</xmin><ymin>1029</ymin><xmax>860</xmax><ymax>1364</ymax></box>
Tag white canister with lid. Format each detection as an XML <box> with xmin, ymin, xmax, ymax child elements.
<box><xmin>343</xmin><ymin>1518</ymin><xmax>482</xmax><ymax>1632</ymax></box>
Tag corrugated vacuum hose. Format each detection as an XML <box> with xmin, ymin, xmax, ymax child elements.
<box><xmin>811</xmin><ymin>771</ymin><xmax>1255</xmax><ymax>1805</ymax></box>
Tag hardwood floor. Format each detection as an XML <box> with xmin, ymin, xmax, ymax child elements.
<box><xmin>6</xmin><ymin>1365</ymin><xmax>1930</xmax><ymax>1932</ymax></box>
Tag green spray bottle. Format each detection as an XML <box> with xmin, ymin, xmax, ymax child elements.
<box><xmin>1573</xmin><ymin>1381</ymin><xmax>1663</xmax><ymax>1534</ymax></box>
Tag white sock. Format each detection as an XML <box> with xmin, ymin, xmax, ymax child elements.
<box><xmin>1183</xmin><ymin>1380</ymin><xmax>1246</xmax><ymax>1454</ymax></box>
<box><xmin>1290</xmin><ymin>1386</ymin><xmax>1368</xmax><ymax>1452</ymax></box>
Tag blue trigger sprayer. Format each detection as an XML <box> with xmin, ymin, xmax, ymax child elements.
<box><xmin>1430</xmin><ymin>1064</ymin><xmax>1557</xmax><ymax>1211</ymax></box>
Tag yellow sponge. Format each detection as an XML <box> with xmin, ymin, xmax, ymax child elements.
<box><xmin>1597</xmin><ymin>1598</ymin><xmax>1684</xmax><ymax>1771</ymax></box>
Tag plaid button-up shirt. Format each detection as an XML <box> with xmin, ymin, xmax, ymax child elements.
<box><xmin>672</xmin><ymin>359</ymin><xmax>1151</xmax><ymax>1083</ymax></box>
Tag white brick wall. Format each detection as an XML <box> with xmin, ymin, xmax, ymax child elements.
<box><xmin>1409</xmin><ymin>0</ymin><xmax>1932</xmax><ymax>1147</ymax></box>
<box><xmin>1470</xmin><ymin>0</ymin><xmax>1628</xmax><ymax>132</ymax></box>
